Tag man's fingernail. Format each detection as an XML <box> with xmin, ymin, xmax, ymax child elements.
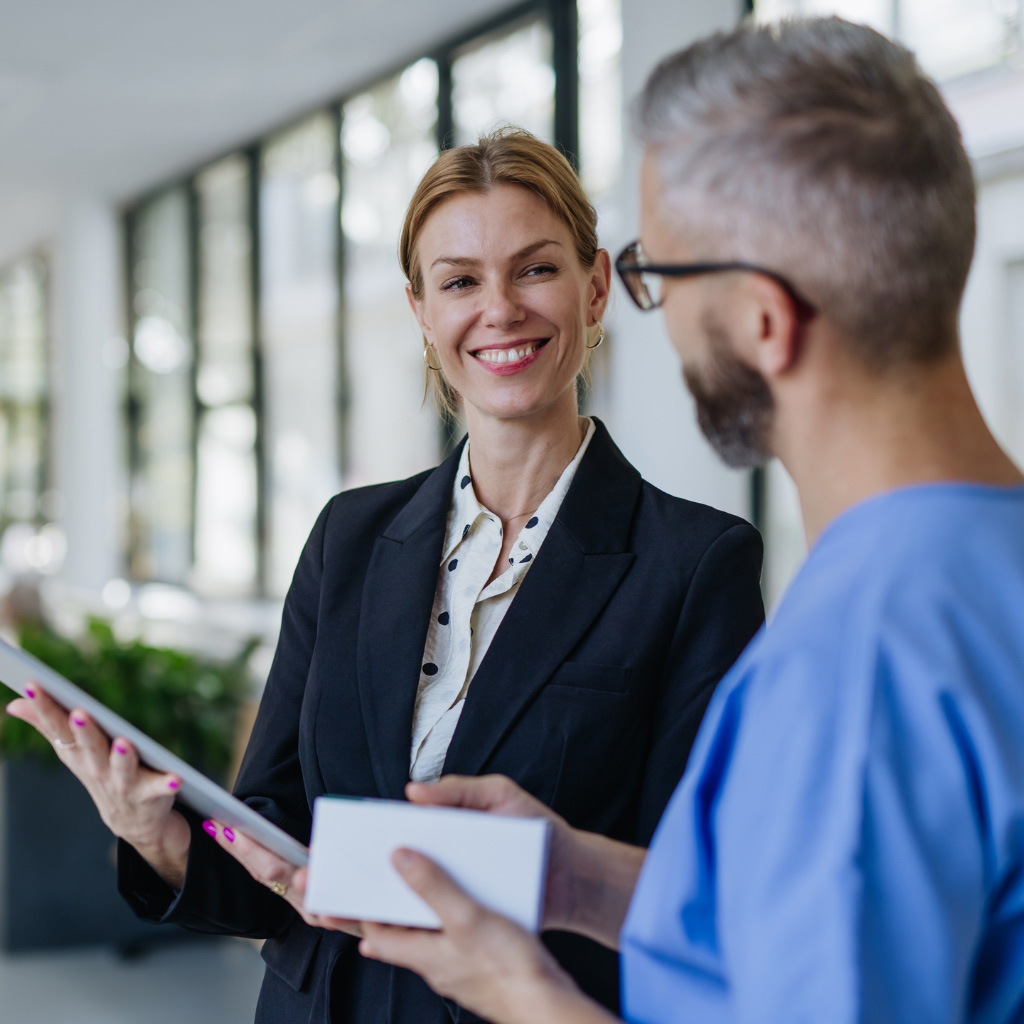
<box><xmin>72</xmin><ymin>716</ymin><xmax>86</xmax><ymax>728</ymax></box>
<box><xmin>202</xmin><ymin>820</ymin><xmax>217</xmax><ymax>838</ymax></box>
<box><xmin>25</xmin><ymin>686</ymin><xmax>36</xmax><ymax>699</ymax></box>
<box><xmin>223</xmin><ymin>827</ymin><xmax>235</xmax><ymax>843</ymax></box>
<box><xmin>392</xmin><ymin>849</ymin><xmax>416</xmax><ymax>870</ymax></box>
<box><xmin>114</xmin><ymin>743</ymin><xmax>128</xmax><ymax>755</ymax></box>
<box><xmin>167</xmin><ymin>779</ymin><xmax>180</xmax><ymax>791</ymax></box>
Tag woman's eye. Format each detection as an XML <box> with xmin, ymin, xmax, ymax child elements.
<box><xmin>524</xmin><ymin>264</ymin><xmax>557</xmax><ymax>278</ymax></box>
<box><xmin>441</xmin><ymin>275</ymin><xmax>475</xmax><ymax>292</ymax></box>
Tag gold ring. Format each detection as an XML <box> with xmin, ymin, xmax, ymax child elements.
<box><xmin>269</xmin><ymin>881</ymin><xmax>288</xmax><ymax>897</ymax></box>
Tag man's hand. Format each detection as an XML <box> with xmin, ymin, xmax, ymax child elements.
<box><xmin>360</xmin><ymin>849</ymin><xmax>618</xmax><ymax>1024</ymax></box>
<box><xmin>406</xmin><ymin>775</ymin><xmax>647</xmax><ymax>948</ymax></box>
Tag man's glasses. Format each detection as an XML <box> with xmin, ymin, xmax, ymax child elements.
<box><xmin>615</xmin><ymin>241</ymin><xmax>817</xmax><ymax>323</ymax></box>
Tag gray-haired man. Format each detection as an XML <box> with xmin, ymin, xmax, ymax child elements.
<box><xmin>357</xmin><ymin>18</ymin><xmax>1024</xmax><ymax>1024</ymax></box>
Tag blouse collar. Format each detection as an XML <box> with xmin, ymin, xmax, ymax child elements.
<box><xmin>440</xmin><ymin>417</ymin><xmax>596</xmax><ymax>566</ymax></box>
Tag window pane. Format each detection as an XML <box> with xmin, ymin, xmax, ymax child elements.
<box><xmin>192</xmin><ymin>404</ymin><xmax>259</xmax><ymax>593</ymax></box>
<box><xmin>196</xmin><ymin>154</ymin><xmax>254</xmax><ymax>407</ymax></box>
<box><xmin>755</xmin><ymin>0</ymin><xmax>1023</xmax><ymax>80</ymax></box>
<box><xmin>901</xmin><ymin>0</ymin><xmax>1021</xmax><ymax>80</ymax></box>
<box><xmin>342</xmin><ymin>59</ymin><xmax>443</xmax><ymax>488</ymax></box>
<box><xmin>261</xmin><ymin>113</ymin><xmax>342</xmax><ymax>595</ymax></box>
<box><xmin>0</xmin><ymin>257</ymin><xmax>48</xmax><ymax>405</ymax></box>
<box><xmin>452</xmin><ymin>18</ymin><xmax>555</xmax><ymax>144</ymax></box>
<box><xmin>130</xmin><ymin>190</ymin><xmax>194</xmax><ymax>583</ymax></box>
<box><xmin>194</xmin><ymin>154</ymin><xmax>258</xmax><ymax>594</ymax></box>
<box><xmin>578</xmin><ymin>0</ymin><xmax>623</xmax><ymax>417</ymax></box>
<box><xmin>755</xmin><ymin>0</ymin><xmax>893</xmax><ymax>34</ymax></box>
<box><xmin>579</xmin><ymin>0</ymin><xmax>623</xmax><ymax>200</ymax></box>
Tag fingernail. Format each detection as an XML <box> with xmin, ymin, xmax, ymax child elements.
<box><xmin>72</xmin><ymin>716</ymin><xmax>86</xmax><ymax>728</ymax></box>
<box><xmin>202</xmin><ymin>820</ymin><xmax>217</xmax><ymax>838</ymax></box>
<box><xmin>392</xmin><ymin>849</ymin><xmax>416</xmax><ymax>870</ymax></box>
<box><xmin>223</xmin><ymin>827</ymin><xmax>235</xmax><ymax>843</ymax></box>
<box><xmin>114</xmin><ymin>743</ymin><xmax>128</xmax><ymax>755</ymax></box>
<box><xmin>167</xmin><ymin>779</ymin><xmax>180</xmax><ymax>791</ymax></box>
<box><xmin>25</xmin><ymin>686</ymin><xmax>36</xmax><ymax>699</ymax></box>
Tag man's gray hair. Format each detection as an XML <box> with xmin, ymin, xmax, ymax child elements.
<box><xmin>635</xmin><ymin>17</ymin><xmax>976</xmax><ymax>366</ymax></box>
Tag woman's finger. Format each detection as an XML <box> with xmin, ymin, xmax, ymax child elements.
<box><xmin>203</xmin><ymin>820</ymin><xmax>297</xmax><ymax>894</ymax></box>
<box><xmin>14</xmin><ymin>684</ymin><xmax>76</xmax><ymax>747</ymax></box>
<box><xmin>106</xmin><ymin>738</ymin><xmax>179</xmax><ymax>801</ymax></box>
<box><xmin>67</xmin><ymin>710</ymin><xmax>112</xmax><ymax>773</ymax></box>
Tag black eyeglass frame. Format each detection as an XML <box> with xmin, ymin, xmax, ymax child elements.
<box><xmin>615</xmin><ymin>241</ymin><xmax>817</xmax><ymax>323</ymax></box>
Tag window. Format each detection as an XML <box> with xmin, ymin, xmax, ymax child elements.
<box><xmin>342</xmin><ymin>60</ymin><xmax>442</xmax><ymax>488</ymax></box>
<box><xmin>125</xmin><ymin>1</ymin><xmax>615</xmax><ymax>599</ymax></box>
<box><xmin>0</xmin><ymin>254</ymin><xmax>61</xmax><ymax>575</ymax></box>
<box><xmin>261</xmin><ymin>114</ymin><xmax>342</xmax><ymax>596</ymax></box>
<box><xmin>127</xmin><ymin>189</ymin><xmax>194</xmax><ymax>585</ymax></box>
<box><xmin>756</xmin><ymin>0</ymin><xmax>1024</xmax><ymax>82</ymax></box>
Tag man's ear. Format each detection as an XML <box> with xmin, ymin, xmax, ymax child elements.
<box><xmin>743</xmin><ymin>275</ymin><xmax>804</xmax><ymax>379</ymax></box>
<box><xmin>406</xmin><ymin>283</ymin><xmax>432</xmax><ymax>342</ymax></box>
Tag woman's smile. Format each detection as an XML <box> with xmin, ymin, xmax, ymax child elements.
<box><xmin>472</xmin><ymin>338</ymin><xmax>550</xmax><ymax>374</ymax></box>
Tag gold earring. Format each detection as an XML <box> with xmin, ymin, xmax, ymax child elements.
<box><xmin>586</xmin><ymin>322</ymin><xmax>605</xmax><ymax>350</ymax></box>
<box><xmin>423</xmin><ymin>342</ymin><xmax>442</xmax><ymax>372</ymax></box>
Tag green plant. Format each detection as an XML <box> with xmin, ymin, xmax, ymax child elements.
<box><xmin>0</xmin><ymin>617</ymin><xmax>258</xmax><ymax>783</ymax></box>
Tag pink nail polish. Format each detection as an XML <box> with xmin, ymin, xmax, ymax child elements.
<box><xmin>72</xmin><ymin>716</ymin><xmax>86</xmax><ymax>728</ymax></box>
<box><xmin>223</xmin><ymin>827</ymin><xmax>235</xmax><ymax>843</ymax></box>
<box><xmin>202</xmin><ymin>820</ymin><xmax>217</xmax><ymax>838</ymax></box>
<box><xmin>25</xmin><ymin>686</ymin><xmax>36</xmax><ymax>699</ymax></box>
<box><xmin>114</xmin><ymin>743</ymin><xmax>128</xmax><ymax>755</ymax></box>
<box><xmin>167</xmin><ymin>779</ymin><xmax>180</xmax><ymax>791</ymax></box>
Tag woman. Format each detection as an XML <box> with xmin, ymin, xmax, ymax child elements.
<box><xmin>7</xmin><ymin>129</ymin><xmax>763</xmax><ymax>1023</ymax></box>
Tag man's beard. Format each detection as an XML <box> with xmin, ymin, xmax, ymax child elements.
<box><xmin>682</xmin><ymin>313</ymin><xmax>775</xmax><ymax>469</ymax></box>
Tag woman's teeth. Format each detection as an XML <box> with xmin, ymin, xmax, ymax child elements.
<box><xmin>476</xmin><ymin>343</ymin><xmax>538</xmax><ymax>364</ymax></box>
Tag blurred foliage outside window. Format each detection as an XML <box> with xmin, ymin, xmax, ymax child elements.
<box><xmin>0</xmin><ymin>617</ymin><xmax>256</xmax><ymax>784</ymax></box>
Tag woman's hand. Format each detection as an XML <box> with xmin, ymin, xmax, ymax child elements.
<box><xmin>5</xmin><ymin>684</ymin><xmax>191</xmax><ymax>886</ymax></box>
<box><xmin>359</xmin><ymin>849</ymin><xmax>618</xmax><ymax>1024</ymax></box>
<box><xmin>201</xmin><ymin>819</ymin><xmax>364</xmax><ymax>937</ymax></box>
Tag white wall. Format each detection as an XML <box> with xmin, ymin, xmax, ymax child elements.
<box><xmin>49</xmin><ymin>199</ymin><xmax>126</xmax><ymax>593</ymax></box>
<box><xmin>604</xmin><ymin>0</ymin><xmax>752</xmax><ymax>519</ymax></box>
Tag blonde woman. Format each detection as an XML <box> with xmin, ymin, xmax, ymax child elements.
<box><xmin>9</xmin><ymin>130</ymin><xmax>763</xmax><ymax>1024</ymax></box>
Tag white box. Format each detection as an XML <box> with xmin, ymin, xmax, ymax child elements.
<box><xmin>305</xmin><ymin>796</ymin><xmax>550</xmax><ymax>931</ymax></box>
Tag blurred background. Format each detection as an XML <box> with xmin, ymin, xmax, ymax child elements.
<box><xmin>0</xmin><ymin>0</ymin><xmax>1022</xmax><ymax>1019</ymax></box>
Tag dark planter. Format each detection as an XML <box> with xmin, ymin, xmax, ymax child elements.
<box><xmin>0</xmin><ymin>757</ymin><xmax>190</xmax><ymax>953</ymax></box>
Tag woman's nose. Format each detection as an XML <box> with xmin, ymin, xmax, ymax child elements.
<box><xmin>481</xmin><ymin>279</ymin><xmax>525</xmax><ymax>328</ymax></box>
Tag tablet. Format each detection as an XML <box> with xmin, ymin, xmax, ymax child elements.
<box><xmin>0</xmin><ymin>635</ymin><xmax>309</xmax><ymax>868</ymax></box>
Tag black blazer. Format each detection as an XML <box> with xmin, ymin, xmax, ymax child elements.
<box><xmin>120</xmin><ymin>419</ymin><xmax>764</xmax><ymax>1024</ymax></box>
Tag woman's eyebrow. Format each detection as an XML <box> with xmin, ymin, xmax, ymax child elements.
<box><xmin>429</xmin><ymin>239</ymin><xmax>563</xmax><ymax>271</ymax></box>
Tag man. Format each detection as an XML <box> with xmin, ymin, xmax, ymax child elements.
<box><xmin>356</xmin><ymin>17</ymin><xmax>1024</xmax><ymax>1023</ymax></box>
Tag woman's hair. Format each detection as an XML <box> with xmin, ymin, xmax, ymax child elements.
<box><xmin>400</xmin><ymin>127</ymin><xmax>600</xmax><ymax>416</ymax></box>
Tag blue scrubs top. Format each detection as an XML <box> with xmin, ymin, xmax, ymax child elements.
<box><xmin>621</xmin><ymin>483</ymin><xmax>1024</xmax><ymax>1024</ymax></box>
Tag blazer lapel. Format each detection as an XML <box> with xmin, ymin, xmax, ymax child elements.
<box><xmin>442</xmin><ymin>419</ymin><xmax>641</xmax><ymax>779</ymax></box>
<box><xmin>357</xmin><ymin>443</ymin><xmax>464</xmax><ymax>800</ymax></box>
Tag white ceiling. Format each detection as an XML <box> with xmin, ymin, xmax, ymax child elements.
<box><xmin>0</xmin><ymin>0</ymin><xmax>517</xmax><ymax>245</ymax></box>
